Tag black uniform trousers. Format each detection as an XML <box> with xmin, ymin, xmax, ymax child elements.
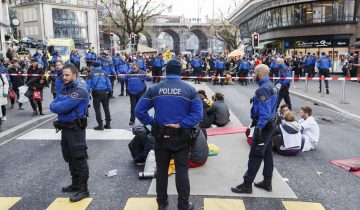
<box><xmin>92</xmin><ymin>90</ymin><xmax>111</xmax><ymax>126</ymax></box>
<box><xmin>276</xmin><ymin>84</ymin><xmax>292</xmax><ymax>110</ymax></box>
<box><xmin>239</xmin><ymin>69</ymin><xmax>249</xmax><ymax>85</ymax></box>
<box><xmin>270</xmin><ymin>69</ymin><xmax>279</xmax><ymax>82</ymax></box>
<box><xmin>154</xmin><ymin>129</ymin><xmax>191</xmax><ymax>209</ymax></box>
<box><xmin>153</xmin><ymin>67</ymin><xmax>162</xmax><ymax>83</ymax></box>
<box><xmin>213</xmin><ymin>69</ymin><xmax>224</xmax><ymax>85</ymax></box>
<box><xmin>119</xmin><ymin>79</ymin><xmax>128</xmax><ymax>95</ymax></box>
<box><xmin>129</xmin><ymin>89</ymin><xmax>146</xmax><ymax>123</ymax></box>
<box><xmin>10</xmin><ymin>89</ymin><xmax>23</xmax><ymax>108</ymax></box>
<box><xmin>61</xmin><ymin>128</ymin><xmax>89</xmax><ymax>190</ymax></box>
<box><xmin>193</xmin><ymin>67</ymin><xmax>202</xmax><ymax>83</ymax></box>
<box><xmin>109</xmin><ymin>77</ymin><xmax>115</xmax><ymax>97</ymax></box>
<box><xmin>243</xmin><ymin>125</ymin><xmax>273</xmax><ymax>183</ymax></box>
<box><xmin>318</xmin><ymin>68</ymin><xmax>330</xmax><ymax>90</ymax></box>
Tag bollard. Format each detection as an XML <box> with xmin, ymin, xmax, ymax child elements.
<box><xmin>341</xmin><ymin>79</ymin><xmax>346</xmax><ymax>103</ymax></box>
<box><xmin>305</xmin><ymin>73</ymin><xmax>308</xmax><ymax>93</ymax></box>
<box><xmin>321</xmin><ymin>75</ymin><xmax>325</xmax><ymax>97</ymax></box>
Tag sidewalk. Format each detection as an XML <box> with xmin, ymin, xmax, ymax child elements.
<box><xmin>290</xmin><ymin>80</ymin><xmax>360</xmax><ymax>120</ymax></box>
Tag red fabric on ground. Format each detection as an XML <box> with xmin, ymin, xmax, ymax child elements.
<box><xmin>330</xmin><ymin>158</ymin><xmax>360</xmax><ymax>178</ymax></box>
<box><xmin>207</xmin><ymin>126</ymin><xmax>247</xmax><ymax>136</ymax></box>
<box><xmin>188</xmin><ymin>161</ymin><xmax>206</xmax><ymax>168</ymax></box>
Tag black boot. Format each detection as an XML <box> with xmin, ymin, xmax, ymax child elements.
<box><xmin>254</xmin><ymin>179</ymin><xmax>272</xmax><ymax>192</ymax></box>
<box><xmin>69</xmin><ymin>187</ymin><xmax>90</xmax><ymax>202</ymax></box>
<box><xmin>94</xmin><ymin>125</ymin><xmax>104</xmax><ymax>130</ymax></box>
<box><xmin>231</xmin><ymin>182</ymin><xmax>253</xmax><ymax>194</ymax></box>
<box><xmin>32</xmin><ymin>110</ymin><xmax>38</xmax><ymax>116</ymax></box>
<box><xmin>179</xmin><ymin>202</ymin><xmax>194</xmax><ymax>210</ymax></box>
<box><xmin>62</xmin><ymin>184</ymin><xmax>78</xmax><ymax>193</ymax></box>
<box><xmin>158</xmin><ymin>201</ymin><xmax>169</xmax><ymax>210</ymax></box>
<box><xmin>326</xmin><ymin>89</ymin><xmax>329</xmax><ymax>94</ymax></box>
<box><xmin>104</xmin><ymin>124</ymin><xmax>111</xmax><ymax>129</ymax></box>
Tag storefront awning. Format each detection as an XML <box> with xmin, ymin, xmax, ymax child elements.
<box><xmin>351</xmin><ymin>41</ymin><xmax>360</xmax><ymax>47</ymax></box>
<box><xmin>255</xmin><ymin>41</ymin><xmax>274</xmax><ymax>49</ymax></box>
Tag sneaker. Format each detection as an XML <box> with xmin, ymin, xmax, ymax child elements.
<box><xmin>69</xmin><ymin>191</ymin><xmax>90</xmax><ymax>202</ymax></box>
<box><xmin>2</xmin><ymin>116</ymin><xmax>6</xmax><ymax>121</ymax></box>
<box><xmin>231</xmin><ymin>182</ymin><xmax>253</xmax><ymax>194</ymax></box>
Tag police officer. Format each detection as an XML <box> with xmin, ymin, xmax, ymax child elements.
<box><xmin>238</xmin><ymin>57</ymin><xmax>250</xmax><ymax>86</ymax></box>
<box><xmin>213</xmin><ymin>56</ymin><xmax>226</xmax><ymax>86</ymax></box>
<box><xmin>117</xmin><ymin>55</ymin><xmax>131</xmax><ymax>96</ymax></box>
<box><xmin>127</xmin><ymin>63</ymin><xmax>150</xmax><ymax>125</ymax></box>
<box><xmin>269</xmin><ymin>56</ymin><xmax>280</xmax><ymax>82</ymax></box>
<box><xmin>51</xmin><ymin>50</ymin><xmax>62</xmax><ymax>65</ymax></box>
<box><xmin>275</xmin><ymin>58</ymin><xmax>292</xmax><ymax>110</ymax></box>
<box><xmin>99</xmin><ymin>52</ymin><xmax>117</xmax><ymax>98</ymax></box>
<box><xmin>85</xmin><ymin>48</ymin><xmax>97</xmax><ymax>68</ymax></box>
<box><xmin>136</xmin><ymin>54</ymin><xmax>147</xmax><ymax>71</ymax></box>
<box><xmin>316</xmin><ymin>52</ymin><xmax>332</xmax><ymax>94</ymax></box>
<box><xmin>135</xmin><ymin>59</ymin><xmax>203</xmax><ymax>210</ymax></box>
<box><xmin>50</xmin><ymin>63</ymin><xmax>90</xmax><ymax>202</ymax></box>
<box><xmin>152</xmin><ymin>53</ymin><xmax>164</xmax><ymax>84</ymax></box>
<box><xmin>86</xmin><ymin>61</ymin><xmax>112</xmax><ymax>130</ymax></box>
<box><xmin>70</xmin><ymin>50</ymin><xmax>81</xmax><ymax>70</ymax></box>
<box><xmin>231</xmin><ymin>64</ymin><xmax>278</xmax><ymax>194</ymax></box>
<box><xmin>191</xmin><ymin>54</ymin><xmax>203</xmax><ymax>84</ymax></box>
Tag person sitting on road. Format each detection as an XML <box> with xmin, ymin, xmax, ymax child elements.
<box><xmin>273</xmin><ymin>111</ymin><xmax>302</xmax><ymax>156</ymax></box>
<box><xmin>188</xmin><ymin>129</ymin><xmax>209</xmax><ymax>168</ymax></box>
<box><xmin>197</xmin><ymin>90</ymin><xmax>211</xmax><ymax>139</ymax></box>
<box><xmin>207</xmin><ymin>92</ymin><xmax>230</xmax><ymax>127</ymax></box>
<box><xmin>128</xmin><ymin>125</ymin><xmax>155</xmax><ymax>166</ymax></box>
<box><xmin>299</xmin><ymin>106</ymin><xmax>320</xmax><ymax>152</ymax></box>
<box><xmin>275</xmin><ymin>104</ymin><xmax>290</xmax><ymax>125</ymax></box>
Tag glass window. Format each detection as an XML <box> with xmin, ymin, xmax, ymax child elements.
<box><xmin>294</xmin><ymin>4</ymin><xmax>306</xmax><ymax>24</ymax></box>
<box><xmin>344</xmin><ymin>0</ymin><xmax>355</xmax><ymax>21</ymax></box>
<box><xmin>332</xmin><ymin>0</ymin><xmax>344</xmax><ymax>21</ymax></box>
<box><xmin>312</xmin><ymin>3</ymin><xmax>325</xmax><ymax>23</ymax></box>
<box><xmin>281</xmin><ymin>7</ymin><xmax>288</xmax><ymax>26</ymax></box>
<box><xmin>304</xmin><ymin>4</ymin><xmax>313</xmax><ymax>24</ymax></box>
<box><xmin>287</xmin><ymin>5</ymin><xmax>294</xmax><ymax>25</ymax></box>
<box><xmin>322</xmin><ymin>1</ymin><xmax>333</xmax><ymax>22</ymax></box>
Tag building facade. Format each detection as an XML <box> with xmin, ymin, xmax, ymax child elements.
<box><xmin>10</xmin><ymin>0</ymin><xmax>100</xmax><ymax>51</ymax></box>
<box><xmin>1</xmin><ymin>0</ymin><xmax>11</xmax><ymax>56</ymax></box>
<box><xmin>230</xmin><ymin>0</ymin><xmax>359</xmax><ymax>72</ymax></box>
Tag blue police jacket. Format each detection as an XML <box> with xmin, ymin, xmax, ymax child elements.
<box><xmin>316</xmin><ymin>56</ymin><xmax>332</xmax><ymax>69</ymax></box>
<box><xmin>153</xmin><ymin>56</ymin><xmax>164</xmax><ymax>68</ymax></box>
<box><xmin>270</xmin><ymin>61</ymin><xmax>279</xmax><ymax>70</ymax></box>
<box><xmin>50</xmin><ymin>79</ymin><xmax>90</xmax><ymax>123</ymax></box>
<box><xmin>251</xmin><ymin>76</ymin><xmax>278</xmax><ymax>129</ymax></box>
<box><xmin>85</xmin><ymin>53</ymin><xmax>92</xmax><ymax>60</ymax></box>
<box><xmin>117</xmin><ymin>61</ymin><xmax>131</xmax><ymax>74</ymax></box>
<box><xmin>276</xmin><ymin>64</ymin><xmax>291</xmax><ymax>85</ymax></box>
<box><xmin>126</xmin><ymin>70</ymin><xmax>150</xmax><ymax>95</ymax></box>
<box><xmin>216</xmin><ymin>60</ymin><xmax>225</xmax><ymax>70</ymax></box>
<box><xmin>303</xmin><ymin>56</ymin><xmax>312</xmax><ymax>67</ymax></box>
<box><xmin>51</xmin><ymin>54</ymin><xmax>61</xmax><ymax>64</ymax></box>
<box><xmin>191</xmin><ymin>58</ymin><xmax>203</xmax><ymax>68</ymax></box>
<box><xmin>310</xmin><ymin>55</ymin><xmax>317</xmax><ymax>66</ymax></box>
<box><xmin>135</xmin><ymin>74</ymin><xmax>203</xmax><ymax>128</ymax></box>
<box><xmin>55</xmin><ymin>72</ymin><xmax>64</xmax><ymax>95</ymax></box>
<box><xmin>240</xmin><ymin>60</ymin><xmax>250</xmax><ymax>70</ymax></box>
<box><xmin>136</xmin><ymin>58</ymin><xmax>147</xmax><ymax>70</ymax></box>
<box><xmin>113</xmin><ymin>56</ymin><xmax>121</xmax><ymax>67</ymax></box>
<box><xmin>70</xmin><ymin>53</ymin><xmax>80</xmax><ymax>64</ymax></box>
<box><xmin>99</xmin><ymin>57</ymin><xmax>116</xmax><ymax>76</ymax></box>
<box><xmin>86</xmin><ymin>67</ymin><xmax>112</xmax><ymax>92</ymax></box>
<box><xmin>0</xmin><ymin>65</ymin><xmax>10</xmax><ymax>80</ymax></box>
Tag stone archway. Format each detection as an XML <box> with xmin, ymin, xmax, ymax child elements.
<box><xmin>138</xmin><ymin>32</ymin><xmax>153</xmax><ymax>47</ymax></box>
<box><xmin>161</xmin><ymin>29</ymin><xmax>181</xmax><ymax>54</ymax></box>
<box><xmin>191</xmin><ymin>29</ymin><xmax>208</xmax><ymax>51</ymax></box>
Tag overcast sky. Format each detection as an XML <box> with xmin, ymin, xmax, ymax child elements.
<box><xmin>159</xmin><ymin>0</ymin><xmax>238</xmax><ymax>19</ymax></box>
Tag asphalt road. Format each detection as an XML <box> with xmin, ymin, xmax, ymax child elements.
<box><xmin>0</xmin><ymin>80</ymin><xmax>359</xmax><ymax>210</ymax></box>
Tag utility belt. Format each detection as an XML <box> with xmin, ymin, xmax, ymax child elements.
<box><xmin>151</xmin><ymin>120</ymin><xmax>199</xmax><ymax>147</ymax></box>
<box><xmin>251</xmin><ymin>118</ymin><xmax>274</xmax><ymax>131</ymax></box>
<box><xmin>53</xmin><ymin>118</ymin><xmax>87</xmax><ymax>132</ymax></box>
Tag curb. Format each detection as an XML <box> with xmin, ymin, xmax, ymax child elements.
<box><xmin>290</xmin><ymin>90</ymin><xmax>360</xmax><ymax>121</ymax></box>
<box><xmin>0</xmin><ymin>114</ymin><xmax>57</xmax><ymax>145</ymax></box>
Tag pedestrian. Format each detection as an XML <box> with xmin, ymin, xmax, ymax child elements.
<box><xmin>152</xmin><ymin>53</ymin><xmax>164</xmax><ymax>84</ymax></box>
<box><xmin>99</xmin><ymin>52</ymin><xmax>116</xmax><ymax>98</ymax></box>
<box><xmin>127</xmin><ymin>63</ymin><xmax>150</xmax><ymax>126</ymax></box>
<box><xmin>86</xmin><ymin>61</ymin><xmax>112</xmax><ymax>130</ymax></box>
<box><xmin>316</xmin><ymin>52</ymin><xmax>332</xmax><ymax>94</ymax></box>
<box><xmin>8</xmin><ymin>59</ymin><xmax>25</xmax><ymax>109</ymax></box>
<box><xmin>275</xmin><ymin>58</ymin><xmax>292</xmax><ymax>110</ymax></box>
<box><xmin>26</xmin><ymin>58</ymin><xmax>46</xmax><ymax>116</ymax></box>
<box><xmin>50</xmin><ymin>63</ymin><xmax>90</xmax><ymax>202</ymax></box>
<box><xmin>135</xmin><ymin>59</ymin><xmax>203</xmax><ymax>210</ymax></box>
<box><xmin>238</xmin><ymin>57</ymin><xmax>251</xmax><ymax>85</ymax></box>
<box><xmin>70</xmin><ymin>50</ymin><xmax>81</xmax><ymax>70</ymax></box>
<box><xmin>48</xmin><ymin>61</ymin><xmax>64</xmax><ymax>99</ymax></box>
<box><xmin>213</xmin><ymin>56</ymin><xmax>226</xmax><ymax>86</ymax></box>
<box><xmin>269</xmin><ymin>56</ymin><xmax>280</xmax><ymax>81</ymax></box>
<box><xmin>136</xmin><ymin>54</ymin><xmax>147</xmax><ymax>71</ymax></box>
<box><xmin>191</xmin><ymin>54</ymin><xmax>203</xmax><ymax>84</ymax></box>
<box><xmin>231</xmin><ymin>64</ymin><xmax>278</xmax><ymax>194</ymax></box>
<box><xmin>0</xmin><ymin>70</ymin><xmax>9</xmax><ymax>127</ymax></box>
<box><xmin>117</xmin><ymin>55</ymin><xmax>130</xmax><ymax>96</ymax></box>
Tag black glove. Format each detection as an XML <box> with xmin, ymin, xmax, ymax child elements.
<box><xmin>107</xmin><ymin>92</ymin><xmax>111</xmax><ymax>98</ymax></box>
<box><xmin>253</xmin><ymin>128</ymin><xmax>264</xmax><ymax>145</ymax></box>
<box><xmin>250</xmin><ymin>119</ymin><xmax>257</xmax><ymax>127</ymax></box>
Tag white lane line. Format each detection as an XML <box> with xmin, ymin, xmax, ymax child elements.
<box><xmin>16</xmin><ymin>129</ymin><xmax>134</xmax><ymax>140</ymax></box>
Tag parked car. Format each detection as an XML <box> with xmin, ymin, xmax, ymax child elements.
<box><xmin>20</xmin><ymin>37</ymin><xmax>38</xmax><ymax>48</ymax></box>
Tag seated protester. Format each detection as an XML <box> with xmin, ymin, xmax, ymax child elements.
<box><xmin>128</xmin><ymin>125</ymin><xmax>155</xmax><ymax>165</ymax></box>
<box><xmin>273</xmin><ymin>112</ymin><xmax>302</xmax><ymax>156</ymax></box>
<box><xmin>276</xmin><ymin>104</ymin><xmax>290</xmax><ymax>124</ymax></box>
<box><xmin>299</xmin><ymin>106</ymin><xmax>320</xmax><ymax>152</ymax></box>
<box><xmin>189</xmin><ymin>129</ymin><xmax>209</xmax><ymax>168</ymax></box>
<box><xmin>207</xmin><ymin>92</ymin><xmax>230</xmax><ymax>127</ymax></box>
<box><xmin>197</xmin><ymin>90</ymin><xmax>211</xmax><ymax>139</ymax></box>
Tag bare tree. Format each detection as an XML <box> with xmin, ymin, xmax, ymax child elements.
<box><xmin>101</xmin><ymin>0</ymin><xmax>166</xmax><ymax>51</ymax></box>
<box><xmin>213</xmin><ymin>2</ymin><xmax>241</xmax><ymax>52</ymax></box>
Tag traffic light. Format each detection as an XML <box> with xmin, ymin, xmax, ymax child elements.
<box><xmin>130</xmin><ymin>33</ymin><xmax>136</xmax><ymax>45</ymax></box>
<box><xmin>109</xmin><ymin>30</ymin><xmax>114</xmax><ymax>38</ymax></box>
<box><xmin>252</xmin><ymin>33</ymin><xmax>259</xmax><ymax>47</ymax></box>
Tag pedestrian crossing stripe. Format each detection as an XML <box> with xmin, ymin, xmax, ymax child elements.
<box><xmin>45</xmin><ymin>198</ymin><xmax>93</xmax><ymax>210</ymax></box>
<box><xmin>282</xmin><ymin>201</ymin><xmax>326</xmax><ymax>210</ymax></box>
<box><xmin>0</xmin><ymin>197</ymin><xmax>21</xmax><ymax>210</ymax></box>
<box><xmin>204</xmin><ymin>198</ymin><xmax>246</xmax><ymax>210</ymax></box>
<box><xmin>123</xmin><ymin>198</ymin><xmax>157</xmax><ymax>210</ymax></box>
<box><xmin>16</xmin><ymin>129</ymin><xmax>134</xmax><ymax>140</ymax></box>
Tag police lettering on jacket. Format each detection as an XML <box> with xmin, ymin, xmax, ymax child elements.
<box><xmin>317</xmin><ymin>56</ymin><xmax>332</xmax><ymax>69</ymax></box>
<box><xmin>135</xmin><ymin>75</ymin><xmax>203</xmax><ymax>128</ymax></box>
<box><xmin>276</xmin><ymin>64</ymin><xmax>292</xmax><ymax>85</ymax></box>
<box><xmin>86</xmin><ymin>67</ymin><xmax>112</xmax><ymax>92</ymax></box>
<box><xmin>251</xmin><ymin>77</ymin><xmax>278</xmax><ymax>129</ymax></box>
<box><xmin>126</xmin><ymin>70</ymin><xmax>150</xmax><ymax>95</ymax></box>
<box><xmin>50</xmin><ymin>79</ymin><xmax>90</xmax><ymax>123</ymax></box>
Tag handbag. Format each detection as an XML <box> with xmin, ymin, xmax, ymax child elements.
<box><xmin>8</xmin><ymin>90</ymin><xmax>16</xmax><ymax>99</ymax></box>
<box><xmin>33</xmin><ymin>89</ymin><xmax>42</xmax><ymax>101</ymax></box>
